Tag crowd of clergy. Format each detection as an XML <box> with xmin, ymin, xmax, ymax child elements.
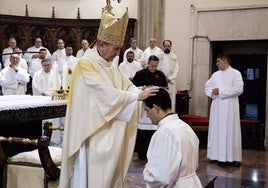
<box><xmin>0</xmin><ymin>10</ymin><xmax>243</xmax><ymax>187</ymax></box>
<box><xmin>0</xmin><ymin>36</ymin><xmax>178</xmax><ymax>103</ymax></box>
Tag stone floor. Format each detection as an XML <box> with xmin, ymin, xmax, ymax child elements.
<box><xmin>126</xmin><ymin>148</ymin><xmax>268</xmax><ymax>188</ymax></box>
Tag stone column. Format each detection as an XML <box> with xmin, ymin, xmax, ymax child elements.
<box><xmin>137</xmin><ymin>0</ymin><xmax>165</xmax><ymax>50</ymax></box>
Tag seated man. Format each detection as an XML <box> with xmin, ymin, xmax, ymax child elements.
<box><xmin>119</xmin><ymin>51</ymin><xmax>142</xmax><ymax>81</ymax></box>
<box><xmin>0</xmin><ymin>54</ymin><xmax>30</xmax><ymax>95</ymax></box>
<box><xmin>32</xmin><ymin>59</ymin><xmax>59</xmax><ymax>96</ymax></box>
<box><xmin>143</xmin><ymin>88</ymin><xmax>202</xmax><ymax>188</ymax></box>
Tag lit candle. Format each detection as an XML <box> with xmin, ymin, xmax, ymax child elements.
<box><xmin>53</xmin><ymin>61</ymin><xmax>60</xmax><ymax>90</ymax></box>
<box><xmin>62</xmin><ymin>62</ymin><xmax>68</xmax><ymax>90</ymax></box>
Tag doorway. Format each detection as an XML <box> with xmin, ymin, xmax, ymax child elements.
<box><xmin>212</xmin><ymin>41</ymin><xmax>268</xmax><ymax>122</ymax></box>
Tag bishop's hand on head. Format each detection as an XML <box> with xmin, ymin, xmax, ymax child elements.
<box><xmin>138</xmin><ymin>86</ymin><xmax>159</xmax><ymax>101</ymax></box>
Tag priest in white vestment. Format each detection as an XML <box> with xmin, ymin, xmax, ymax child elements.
<box><xmin>140</xmin><ymin>37</ymin><xmax>162</xmax><ymax>68</ymax></box>
<box><xmin>143</xmin><ymin>88</ymin><xmax>202</xmax><ymax>188</ymax></box>
<box><xmin>59</xmin><ymin>10</ymin><xmax>159</xmax><ymax>188</ymax></box>
<box><xmin>0</xmin><ymin>54</ymin><xmax>29</xmax><ymax>95</ymax></box>
<box><xmin>119</xmin><ymin>51</ymin><xmax>142</xmax><ymax>81</ymax></box>
<box><xmin>76</xmin><ymin>39</ymin><xmax>89</xmax><ymax>58</ymax></box>
<box><xmin>52</xmin><ymin>39</ymin><xmax>66</xmax><ymax>76</ymax></box>
<box><xmin>63</xmin><ymin>46</ymin><xmax>78</xmax><ymax>88</ymax></box>
<box><xmin>205</xmin><ymin>54</ymin><xmax>244</xmax><ymax>166</ymax></box>
<box><xmin>23</xmin><ymin>37</ymin><xmax>51</xmax><ymax>64</ymax></box>
<box><xmin>123</xmin><ymin>38</ymin><xmax>143</xmax><ymax>63</ymax></box>
<box><xmin>4</xmin><ymin>47</ymin><xmax>28</xmax><ymax>71</ymax></box>
<box><xmin>29</xmin><ymin>48</ymin><xmax>48</xmax><ymax>78</ymax></box>
<box><xmin>157</xmin><ymin>40</ymin><xmax>179</xmax><ymax>112</ymax></box>
<box><xmin>32</xmin><ymin>59</ymin><xmax>58</xmax><ymax>96</ymax></box>
<box><xmin>1</xmin><ymin>37</ymin><xmax>17</xmax><ymax>63</ymax></box>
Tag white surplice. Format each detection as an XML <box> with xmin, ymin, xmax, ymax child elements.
<box><xmin>32</xmin><ymin>69</ymin><xmax>55</xmax><ymax>96</ymax></box>
<box><xmin>118</xmin><ymin>60</ymin><xmax>142</xmax><ymax>79</ymax></box>
<box><xmin>4</xmin><ymin>57</ymin><xmax>28</xmax><ymax>71</ymax></box>
<box><xmin>140</xmin><ymin>46</ymin><xmax>162</xmax><ymax>68</ymax></box>
<box><xmin>76</xmin><ymin>48</ymin><xmax>88</xmax><ymax>59</ymax></box>
<box><xmin>123</xmin><ymin>47</ymin><xmax>143</xmax><ymax>62</ymax></box>
<box><xmin>23</xmin><ymin>46</ymin><xmax>52</xmax><ymax>63</ymax></box>
<box><xmin>59</xmin><ymin>47</ymin><xmax>140</xmax><ymax>188</ymax></box>
<box><xmin>157</xmin><ymin>52</ymin><xmax>179</xmax><ymax>112</ymax></box>
<box><xmin>2</xmin><ymin>47</ymin><xmax>13</xmax><ymax>63</ymax></box>
<box><xmin>205</xmin><ymin>66</ymin><xmax>244</xmax><ymax>162</ymax></box>
<box><xmin>0</xmin><ymin>66</ymin><xmax>29</xmax><ymax>95</ymax></box>
<box><xmin>143</xmin><ymin>114</ymin><xmax>202</xmax><ymax>188</ymax></box>
<box><xmin>29</xmin><ymin>58</ymin><xmax>43</xmax><ymax>77</ymax></box>
<box><xmin>52</xmin><ymin>49</ymin><xmax>66</xmax><ymax>75</ymax></box>
<box><xmin>64</xmin><ymin>55</ymin><xmax>78</xmax><ymax>87</ymax></box>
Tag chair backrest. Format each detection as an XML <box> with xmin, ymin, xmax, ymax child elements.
<box><xmin>38</xmin><ymin>123</ymin><xmax>64</xmax><ymax>181</ymax></box>
<box><xmin>0</xmin><ymin>122</ymin><xmax>64</xmax><ymax>184</ymax></box>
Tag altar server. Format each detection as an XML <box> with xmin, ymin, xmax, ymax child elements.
<box><xmin>205</xmin><ymin>53</ymin><xmax>243</xmax><ymax>167</ymax></box>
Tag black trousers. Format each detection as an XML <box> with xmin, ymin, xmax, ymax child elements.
<box><xmin>134</xmin><ymin>129</ymin><xmax>155</xmax><ymax>159</ymax></box>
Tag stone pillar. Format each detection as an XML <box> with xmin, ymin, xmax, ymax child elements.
<box><xmin>137</xmin><ymin>0</ymin><xmax>165</xmax><ymax>50</ymax></box>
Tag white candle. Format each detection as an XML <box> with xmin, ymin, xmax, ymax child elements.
<box><xmin>62</xmin><ymin>62</ymin><xmax>68</xmax><ymax>90</ymax></box>
<box><xmin>53</xmin><ymin>61</ymin><xmax>60</xmax><ymax>90</ymax></box>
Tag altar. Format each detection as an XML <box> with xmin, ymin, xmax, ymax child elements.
<box><xmin>0</xmin><ymin>95</ymin><xmax>67</xmax><ymax>156</ymax></box>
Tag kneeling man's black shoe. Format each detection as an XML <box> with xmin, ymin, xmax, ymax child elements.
<box><xmin>232</xmin><ymin>161</ymin><xmax>241</xmax><ymax>167</ymax></box>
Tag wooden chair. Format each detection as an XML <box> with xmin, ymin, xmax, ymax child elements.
<box><xmin>0</xmin><ymin>122</ymin><xmax>63</xmax><ymax>188</ymax></box>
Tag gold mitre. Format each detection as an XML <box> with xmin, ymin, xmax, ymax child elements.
<box><xmin>97</xmin><ymin>10</ymin><xmax>129</xmax><ymax>46</ymax></box>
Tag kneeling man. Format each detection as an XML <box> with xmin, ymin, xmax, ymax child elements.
<box><xmin>143</xmin><ymin>88</ymin><xmax>202</xmax><ymax>188</ymax></box>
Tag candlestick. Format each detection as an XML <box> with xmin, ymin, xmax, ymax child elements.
<box><xmin>62</xmin><ymin>62</ymin><xmax>68</xmax><ymax>90</ymax></box>
<box><xmin>53</xmin><ymin>61</ymin><xmax>60</xmax><ymax>90</ymax></box>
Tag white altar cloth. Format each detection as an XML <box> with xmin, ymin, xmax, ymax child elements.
<box><xmin>0</xmin><ymin>95</ymin><xmax>67</xmax><ymax>111</ymax></box>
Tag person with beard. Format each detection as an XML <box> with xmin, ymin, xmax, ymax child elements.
<box><xmin>132</xmin><ymin>55</ymin><xmax>168</xmax><ymax>160</ymax></box>
<box><xmin>119</xmin><ymin>51</ymin><xmax>142</xmax><ymax>81</ymax></box>
<box><xmin>157</xmin><ymin>40</ymin><xmax>179</xmax><ymax>112</ymax></box>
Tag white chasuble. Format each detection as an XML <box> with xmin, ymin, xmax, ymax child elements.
<box><xmin>59</xmin><ymin>48</ymin><xmax>139</xmax><ymax>188</ymax></box>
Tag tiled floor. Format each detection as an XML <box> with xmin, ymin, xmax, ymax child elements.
<box><xmin>126</xmin><ymin>148</ymin><xmax>268</xmax><ymax>188</ymax></box>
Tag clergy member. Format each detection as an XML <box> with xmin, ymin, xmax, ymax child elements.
<box><xmin>0</xmin><ymin>54</ymin><xmax>30</xmax><ymax>95</ymax></box>
<box><xmin>32</xmin><ymin>59</ymin><xmax>57</xmax><ymax>96</ymax></box>
<box><xmin>143</xmin><ymin>88</ymin><xmax>202</xmax><ymax>188</ymax></box>
<box><xmin>119</xmin><ymin>51</ymin><xmax>142</xmax><ymax>81</ymax></box>
<box><xmin>157</xmin><ymin>40</ymin><xmax>179</xmax><ymax>111</ymax></box>
<box><xmin>59</xmin><ymin>9</ymin><xmax>159</xmax><ymax>188</ymax></box>
<box><xmin>205</xmin><ymin>53</ymin><xmax>243</xmax><ymax>167</ymax></box>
